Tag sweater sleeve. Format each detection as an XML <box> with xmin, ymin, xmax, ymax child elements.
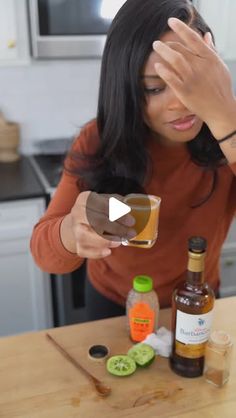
<box><xmin>30</xmin><ymin>120</ymin><xmax>99</xmax><ymax>274</ymax></box>
<box><xmin>30</xmin><ymin>171</ymin><xmax>84</xmax><ymax>274</ymax></box>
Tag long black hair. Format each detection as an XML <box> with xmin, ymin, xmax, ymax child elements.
<box><xmin>66</xmin><ymin>0</ymin><xmax>225</xmax><ymax>202</ymax></box>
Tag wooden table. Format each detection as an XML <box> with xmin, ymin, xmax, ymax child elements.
<box><xmin>0</xmin><ymin>297</ymin><xmax>236</xmax><ymax>418</ymax></box>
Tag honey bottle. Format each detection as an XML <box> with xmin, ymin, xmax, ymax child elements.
<box><xmin>170</xmin><ymin>237</ymin><xmax>215</xmax><ymax>377</ymax></box>
<box><xmin>126</xmin><ymin>275</ymin><xmax>159</xmax><ymax>342</ymax></box>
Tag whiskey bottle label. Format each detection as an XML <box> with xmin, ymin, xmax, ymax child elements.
<box><xmin>175</xmin><ymin>310</ymin><xmax>214</xmax><ymax>359</ymax></box>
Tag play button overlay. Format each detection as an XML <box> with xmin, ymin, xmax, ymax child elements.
<box><xmin>85</xmin><ymin>176</ymin><xmax>152</xmax><ymax>242</ymax></box>
<box><xmin>109</xmin><ymin>197</ymin><xmax>131</xmax><ymax>222</ymax></box>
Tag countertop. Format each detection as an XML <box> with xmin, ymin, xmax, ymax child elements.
<box><xmin>0</xmin><ymin>156</ymin><xmax>45</xmax><ymax>202</ymax></box>
<box><xmin>0</xmin><ymin>297</ymin><xmax>235</xmax><ymax>418</ymax></box>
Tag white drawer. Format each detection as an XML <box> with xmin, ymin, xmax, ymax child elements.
<box><xmin>0</xmin><ymin>198</ymin><xmax>45</xmax><ymax>240</ymax></box>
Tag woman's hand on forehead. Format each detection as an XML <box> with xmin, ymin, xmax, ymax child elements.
<box><xmin>152</xmin><ymin>17</ymin><xmax>235</xmax><ymax>133</ymax></box>
<box><xmin>166</xmin><ymin>18</ymin><xmax>216</xmax><ymax>56</ymax></box>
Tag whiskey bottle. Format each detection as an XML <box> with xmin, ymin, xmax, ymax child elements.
<box><xmin>169</xmin><ymin>236</ymin><xmax>215</xmax><ymax>377</ymax></box>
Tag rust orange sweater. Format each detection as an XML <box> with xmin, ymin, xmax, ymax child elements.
<box><xmin>31</xmin><ymin>120</ymin><xmax>236</xmax><ymax>308</ymax></box>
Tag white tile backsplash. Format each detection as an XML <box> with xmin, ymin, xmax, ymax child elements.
<box><xmin>0</xmin><ymin>59</ymin><xmax>101</xmax><ymax>154</ymax></box>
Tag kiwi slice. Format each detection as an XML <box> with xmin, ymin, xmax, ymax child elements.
<box><xmin>127</xmin><ymin>343</ymin><xmax>155</xmax><ymax>367</ymax></box>
<box><xmin>106</xmin><ymin>355</ymin><xmax>137</xmax><ymax>376</ymax></box>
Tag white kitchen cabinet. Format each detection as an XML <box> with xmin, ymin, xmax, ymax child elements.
<box><xmin>197</xmin><ymin>0</ymin><xmax>236</xmax><ymax>60</ymax></box>
<box><xmin>0</xmin><ymin>198</ymin><xmax>53</xmax><ymax>336</ymax></box>
<box><xmin>0</xmin><ymin>0</ymin><xmax>30</xmax><ymax>65</ymax></box>
<box><xmin>220</xmin><ymin>219</ymin><xmax>236</xmax><ymax>297</ymax></box>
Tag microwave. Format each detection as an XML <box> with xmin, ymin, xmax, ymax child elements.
<box><xmin>28</xmin><ymin>0</ymin><xmax>126</xmax><ymax>59</ymax></box>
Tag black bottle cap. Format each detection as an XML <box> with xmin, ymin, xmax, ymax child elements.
<box><xmin>188</xmin><ymin>236</ymin><xmax>207</xmax><ymax>253</ymax></box>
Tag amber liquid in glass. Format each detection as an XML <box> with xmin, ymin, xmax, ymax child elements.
<box><xmin>123</xmin><ymin>194</ymin><xmax>161</xmax><ymax>249</ymax></box>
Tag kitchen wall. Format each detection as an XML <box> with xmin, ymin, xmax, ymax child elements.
<box><xmin>0</xmin><ymin>59</ymin><xmax>101</xmax><ymax>154</ymax></box>
<box><xmin>1</xmin><ymin>58</ymin><xmax>236</xmax><ymax>155</ymax></box>
<box><xmin>229</xmin><ymin>62</ymin><xmax>236</xmax><ymax>84</ymax></box>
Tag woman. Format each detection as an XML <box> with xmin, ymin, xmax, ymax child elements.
<box><xmin>31</xmin><ymin>0</ymin><xmax>236</xmax><ymax>321</ymax></box>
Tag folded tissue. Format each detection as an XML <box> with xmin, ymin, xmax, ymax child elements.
<box><xmin>142</xmin><ymin>327</ymin><xmax>172</xmax><ymax>357</ymax></box>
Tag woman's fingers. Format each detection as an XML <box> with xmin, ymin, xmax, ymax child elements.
<box><xmin>154</xmin><ymin>40</ymin><xmax>200</xmax><ymax>60</ymax></box>
<box><xmin>153</xmin><ymin>40</ymin><xmax>192</xmax><ymax>82</ymax></box>
<box><xmin>167</xmin><ymin>17</ymin><xmax>209</xmax><ymax>56</ymax></box>
<box><xmin>75</xmin><ymin>223</ymin><xmax>120</xmax><ymax>246</ymax></box>
<box><xmin>75</xmin><ymin>191</ymin><xmax>134</xmax><ymax>226</ymax></box>
<box><xmin>73</xmin><ymin>191</ymin><xmax>136</xmax><ymax>239</ymax></box>
<box><xmin>203</xmin><ymin>32</ymin><xmax>217</xmax><ymax>53</ymax></box>
<box><xmin>152</xmin><ymin>31</ymin><xmax>218</xmax><ymax>84</ymax></box>
<box><xmin>89</xmin><ymin>209</ymin><xmax>136</xmax><ymax>239</ymax></box>
<box><xmin>76</xmin><ymin>244</ymin><xmax>112</xmax><ymax>259</ymax></box>
<box><xmin>154</xmin><ymin>62</ymin><xmax>183</xmax><ymax>93</ymax></box>
<box><xmin>74</xmin><ymin>224</ymin><xmax>121</xmax><ymax>259</ymax></box>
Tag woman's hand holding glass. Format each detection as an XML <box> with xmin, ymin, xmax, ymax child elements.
<box><xmin>60</xmin><ymin>191</ymin><xmax>136</xmax><ymax>259</ymax></box>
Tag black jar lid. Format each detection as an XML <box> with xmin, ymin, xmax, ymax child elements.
<box><xmin>88</xmin><ymin>344</ymin><xmax>109</xmax><ymax>360</ymax></box>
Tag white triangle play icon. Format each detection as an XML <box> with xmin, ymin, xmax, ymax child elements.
<box><xmin>109</xmin><ymin>197</ymin><xmax>131</xmax><ymax>222</ymax></box>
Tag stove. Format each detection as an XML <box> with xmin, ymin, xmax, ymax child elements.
<box><xmin>29</xmin><ymin>154</ymin><xmax>65</xmax><ymax>196</ymax></box>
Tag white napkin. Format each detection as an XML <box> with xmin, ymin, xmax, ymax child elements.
<box><xmin>142</xmin><ymin>327</ymin><xmax>172</xmax><ymax>357</ymax></box>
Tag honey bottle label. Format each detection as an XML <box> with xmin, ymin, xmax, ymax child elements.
<box><xmin>129</xmin><ymin>302</ymin><xmax>155</xmax><ymax>342</ymax></box>
<box><xmin>175</xmin><ymin>310</ymin><xmax>214</xmax><ymax>359</ymax></box>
